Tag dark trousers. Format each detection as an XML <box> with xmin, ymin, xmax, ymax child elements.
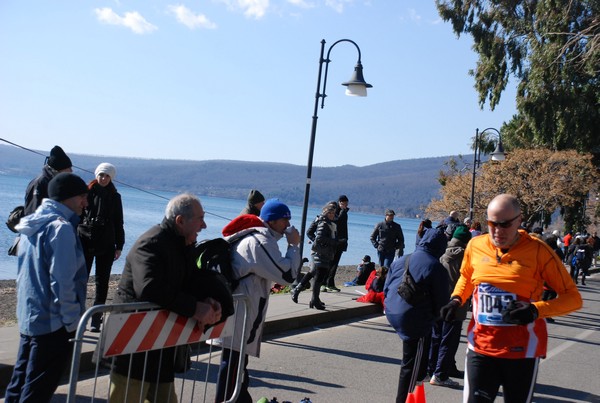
<box><xmin>85</xmin><ymin>249</ymin><xmax>115</xmax><ymax>325</ymax></box>
<box><xmin>428</xmin><ymin>319</ymin><xmax>462</xmax><ymax>379</ymax></box>
<box><xmin>465</xmin><ymin>349</ymin><xmax>539</xmax><ymax>402</ymax></box>
<box><xmin>396</xmin><ymin>334</ymin><xmax>431</xmax><ymax>403</ymax></box>
<box><xmin>326</xmin><ymin>247</ymin><xmax>345</xmax><ymax>287</ymax></box>
<box><xmin>5</xmin><ymin>327</ymin><xmax>75</xmax><ymax>403</ymax></box>
<box><xmin>378</xmin><ymin>250</ymin><xmax>396</xmax><ymax>268</ymax></box>
<box><xmin>215</xmin><ymin>348</ymin><xmax>251</xmax><ymax>403</ymax></box>
<box><xmin>298</xmin><ymin>264</ymin><xmax>327</xmax><ymax>303</ymax></box>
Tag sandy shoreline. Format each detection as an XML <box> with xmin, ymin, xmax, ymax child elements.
<box><xmin>0</xmin><ymin>265</ymin><xmax>359</xmax><ymax>327</ymax></box>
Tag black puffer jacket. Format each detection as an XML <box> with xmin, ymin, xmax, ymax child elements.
<box><xmin>307</xmin><ymin>215</ymin><xmax>338</xmax><ymax>266</ymax></box>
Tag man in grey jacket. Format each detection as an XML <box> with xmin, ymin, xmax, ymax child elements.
<box><xmin>216</xmin><ymin>198</ymin><xmax>301</xmax><ymax>403</ymax></box>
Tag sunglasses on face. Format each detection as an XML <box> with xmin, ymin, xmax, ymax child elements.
<box><xmin>487</xmin><ymin>214</ymin><xmax>521</xmax><ymax>229</ymax></box>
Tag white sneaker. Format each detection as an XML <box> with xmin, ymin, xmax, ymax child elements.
<box><xmin>430</xmin><ymin>375</ymin><xmax>460</xmax><ymax>388</ymax></box>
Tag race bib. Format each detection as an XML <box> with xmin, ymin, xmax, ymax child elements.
<box><xmin>476</xmin><ymin>283</ymin><xmax>517</xmax><ymax>326</ymax></box>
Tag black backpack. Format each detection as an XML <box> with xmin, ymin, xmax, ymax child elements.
<box><xmin>6</xmin><ymin>205</ymin><xmax>25</xmax><ymax>233</ymax></box>
<box><xmin>190</xmin><ymin>233</ymin><xmax>257</xmax><ymax>320</ymax></box>
<box><xmin>193</xmin><ymin>237</ymin><xmax>254</xmax><ymax>292</ymax></box>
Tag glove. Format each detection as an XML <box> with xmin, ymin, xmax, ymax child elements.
<box><xmin>501</xmin><ymin>300</ymin><xmax>539</xmax><ymax>325</ymax></box>
<box><xmin>440</xmin><ymin>298</ymin><xmax>461</xmax><ymax>322</ymax></box>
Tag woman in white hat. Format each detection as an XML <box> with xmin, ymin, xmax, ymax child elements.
<box><xmin>78</xmin><ymin>163</ymin><xmax>125</xmax><ymax>332</ymax></box>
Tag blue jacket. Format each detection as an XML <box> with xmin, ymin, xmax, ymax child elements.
<box><xmin>384</xmin><ymin>228</ymin><xmax>450</xmax><ymax>341</ymax></box>
<box><xmin>15</xmin><ymin>199</ymin><xmax>87</xmax><ymax>335</ymax></box>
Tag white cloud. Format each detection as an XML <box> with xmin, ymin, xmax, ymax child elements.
<box><xmin>287</xmin><ymin>0</ymin><xmax>315</xmax><ymax>9</ymax></box>
<box><xmin>325</xmin><ymin>0</ymin><xmax>352</xmax><ymax>13</ymax></box>
<box><xmin>217</xmin><ymin>0</ymin><xmax>270</xmax><ymax>19</ymax></box>
<box><xmin>168</xmin><ymin>5</ymin><xmax>217</xmax><ymax>29</ymax></box>
<box><xmin>408</xmin><ymin>8</ymin><xmax>422</xmax><ymax>23</ymax></box>
<box><xmin>94</xmin><ymin>7</ymin><xmax>157</xmax><ymax>34</ymax></box>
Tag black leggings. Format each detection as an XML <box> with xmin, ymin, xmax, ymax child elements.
<box><xmin>464</xmin><ymin>349</ymin><xmax>539</xmax><ymax>402</ymax></box>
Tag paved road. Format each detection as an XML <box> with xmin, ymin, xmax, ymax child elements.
<box><xmin>48</xmin><ymin>273</ymin><xmax>600</xmax><ymax>402</ymax></box>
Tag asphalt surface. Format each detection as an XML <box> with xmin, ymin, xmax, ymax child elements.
<box><xmin>2</xmin><ymin>272</ymin><xmax>600</xmax><ymax>402</ymax></box>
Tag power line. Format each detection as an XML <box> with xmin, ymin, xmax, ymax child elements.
<box><xmin>0</xmin><ymin>138</ymin><xmax>232</xmax><ymax>221</ymax></box>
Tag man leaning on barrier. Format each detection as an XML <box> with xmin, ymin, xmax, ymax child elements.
<box><xmin>109</xmin><ymin>193</ymin><xmax>222</xmax><ymax>403</ymax></box>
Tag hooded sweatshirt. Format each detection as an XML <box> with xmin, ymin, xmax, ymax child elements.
<box><xmin>384</xmin><ymin>227</ymin><xmax>449</xmax><ymax>340</ymax></box>
<box><xmin>15</xmin><ymin>199</ymin><xmax>87</xmax><ymax>335</ymax></box>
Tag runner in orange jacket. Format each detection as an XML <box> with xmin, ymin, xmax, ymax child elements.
<box><xmin>440</xmin><ymin>194</ymin><xmax>582</xmax><ymax>402</ymax></box>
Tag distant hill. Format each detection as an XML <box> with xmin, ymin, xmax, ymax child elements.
<box><xmin>0</xmin><ymin>144</ymin><xmax>458</xmax><ymax>217</ymax></box>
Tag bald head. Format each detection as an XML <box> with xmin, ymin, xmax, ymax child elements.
<box><xmin>487</xmin><ymin>194</ymin><xmax>522</xmax><ymax>248</ymax></box>
<box><xmin>488</xmin><ymin>194</ymin><xmax>521</xmax><ymax>216</ymax></box>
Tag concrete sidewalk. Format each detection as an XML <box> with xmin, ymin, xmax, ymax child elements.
<box><xmin>0</xmin><ymin>285</ymin><xmax>379</xmax><ymax>395</ymax></box>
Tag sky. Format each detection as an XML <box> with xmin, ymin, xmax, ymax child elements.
<box><xmin>0</xmin><ymin>0</ymin><xmax>518</xmax><ymax>168</ymax></box>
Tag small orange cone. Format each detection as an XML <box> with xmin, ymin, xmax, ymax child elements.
<box><xmin>405</xmin><ymin>392</ymin><xmax>416</xmax><ymax>403</ymax></box>
<box><xmin>413</xmin><ymin>382</ymin><xmax>426</xmax><ymax>402</ymax></box>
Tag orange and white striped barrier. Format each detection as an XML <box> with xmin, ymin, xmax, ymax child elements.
<box><xmin>102</xmin><ymin>309</ymin><xmax>233</xmax><ymax>358</ymax></box>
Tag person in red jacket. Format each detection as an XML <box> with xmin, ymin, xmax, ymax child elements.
<box><xmin>440</xmin><ymin>194</ymin><xmax>582</xmax><ymax>403</ymax></box>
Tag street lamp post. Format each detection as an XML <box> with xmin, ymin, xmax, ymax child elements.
<box><xmin>469</xmin><ymin>127</ymin><xmax>506</xmax><ymax>222</ymax></box>
<box><xmin>298</xmin><ymin>39</ymin><xmax>372</xmax><ymax>265</ymax></box>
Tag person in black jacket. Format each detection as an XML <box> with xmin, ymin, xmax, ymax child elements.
<box><xmin>23</xmin><ymin>145</ymin><xmax>73</xmax><ymax>216</ymax></box>
<box><xmin>109</xmin><ymin>193</ymin><xmax>222</xmax><ymax>402</ymax></box>
<box><xmin>323</xmin><ymin>195</ymin><xmax>349</xmax><ymax>292</ymax></box>
<box><xmin>78</xmin><ymin>163</ymin><xmax>125</xmax><ymax>332</ymax></box>
<box><xmin>370</xmin><ymin>209</ymin><xmax>405</xmax><ymax>267</ymax></box>
<box><xmin>291</xmin><ymin>203</ymin><xmax>338</xmax><ymax>310</ymax></box>
<box><xmin>8</xmin><ymin>146</ymin><xmax>74</xmax><ymax>257</ymax></box>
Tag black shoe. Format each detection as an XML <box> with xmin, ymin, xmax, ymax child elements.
<box><xmin>291</xmin><ymin>287</ymin><xmax>301</xmax><ymax>304</ymax></box>
<box><xmin>309</xmin><ymin>300</ymin><xmax>326</xmax><ymax>310</ymax></box>
<box><xmin>546</xmin><ymin>317</ymin><xmax>555</xmax><ymax>323</ymax></box>
<box><xmin>90</xmin><ymin>315</ymin><xmax>102</xmax><ymax>333</ymax></box>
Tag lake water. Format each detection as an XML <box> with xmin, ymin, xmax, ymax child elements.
<box><xmin>0</xmin><ymin>174</ymin><xmax>422</xmax><ymax>280</ymax></box>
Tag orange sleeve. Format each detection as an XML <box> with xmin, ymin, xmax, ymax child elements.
<box><xmin>532</xmin><ymin>241</ymin><xmax>582</xmax><ymax>318</ymax></box>
<box><xmin>451</xmin><ymin>243</ymin><xmax>475</xmax><ymax>305</ymax></box>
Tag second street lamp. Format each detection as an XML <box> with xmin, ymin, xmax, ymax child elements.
<box><xmin>469</xmin><ymin>127</ymin><xmax>506</xmax><ymax>222</ymax></box>
<box><xmin>298</xmin><ymin>39</ymin><xmax>372</xmax><ymax>265</ymax></box>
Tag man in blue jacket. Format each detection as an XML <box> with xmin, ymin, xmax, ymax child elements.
<box><xmin>384</xmin><ymin>227</ymin><xmax>450</xmax><ymax>403</ymax></box>
<box><xmin>5</xmin><ymin>173</ymin><xmax>89</xmax><ymax>403</ymax></box>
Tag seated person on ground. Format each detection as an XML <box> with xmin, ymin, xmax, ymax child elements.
<box><xmin>344</xmin><ymin>255</ymin><xmax>376</xmax><ymax>286</ymax></box>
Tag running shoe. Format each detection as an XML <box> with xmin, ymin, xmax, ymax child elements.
<box><xmin>430</xmin><ymin>375</ymin><xmax>460</xmax><ymax>388</ymax></box>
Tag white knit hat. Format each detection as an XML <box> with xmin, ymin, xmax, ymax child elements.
<box><xmin>95</xmin><ymin>162</ymin><xmax>117</xmax><ymax>180</ymax></box>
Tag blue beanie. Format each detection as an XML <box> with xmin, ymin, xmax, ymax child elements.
<box><xmin>260</xmin><ymin>199</ymin><xmax>291</xmax><ymax>222</ymax></box>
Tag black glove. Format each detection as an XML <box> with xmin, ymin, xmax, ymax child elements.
<box><xmin>501</xmin><ymin>300</ymin><xmax>539</xmax><ymax>325</ymax></box>
<box><xmin>440</xmin><ymin>298</ymin><xmax>461</xmax><ymax>322</ymax></box>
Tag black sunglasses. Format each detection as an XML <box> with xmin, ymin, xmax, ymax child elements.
<box><xmin>487</xmin><ymin>214</ymin><xmax>521</xmax><ymax>229</ymax></box>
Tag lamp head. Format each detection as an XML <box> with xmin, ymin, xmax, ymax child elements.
<box><xmin>342</xmin><ymin>62</ymin><xmax>372</xmax><ymax>97</ymax></box>
<box><xmin>491</xmin><ymin>138</ymin><xmax>506</xmax><ymax>161</ymax></box>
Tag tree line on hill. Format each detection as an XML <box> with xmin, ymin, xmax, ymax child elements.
<box><xmin>0</xmin><ymin>144</ymin><xmax>447</xmax><ymax>217</ymax></box>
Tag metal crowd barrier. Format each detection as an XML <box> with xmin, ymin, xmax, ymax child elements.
<box><xmin>65</xmin><ymin>294</ymin><xmax>250</xmax><ymax>403</ymax></box>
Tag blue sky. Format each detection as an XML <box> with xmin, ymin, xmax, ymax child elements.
<box><xmin>0</xmin><ymin>1</ymin><xmax>517</xmax><ymax>167</ymax></box>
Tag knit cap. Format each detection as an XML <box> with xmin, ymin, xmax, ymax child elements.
<box><xmin>452</xmin><ymin>225</ymin><xmax>472</xmax><ymax>244</ymax></box>
<box><xmin>95</xmin><ymin>162</ymin><xmax>117</xmax><ymax>180</ymax></box>
<box><xmin>47</xmin><ymin>146</ymin><xmax>72</xmax><ymax>171</ymax></box>
<box><xmin>259</xmin><ymin>199</ymin><xmax>291</xmax><ymax>222</ymax></box>
<box><xmin>247</xmin><ymin>189</ymin><xmax>265</xmax><ymax>205</ymax></box>
<box><xmin>48</xmin><ymin>173</ymin><xmax>88</xmax><ymax>201</ymax></box>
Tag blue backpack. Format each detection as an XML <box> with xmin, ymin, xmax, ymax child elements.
<box><xmin>572</xmin><ymin>248</ymin><xmax>586</xmax><ymax>267</ymax></box>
